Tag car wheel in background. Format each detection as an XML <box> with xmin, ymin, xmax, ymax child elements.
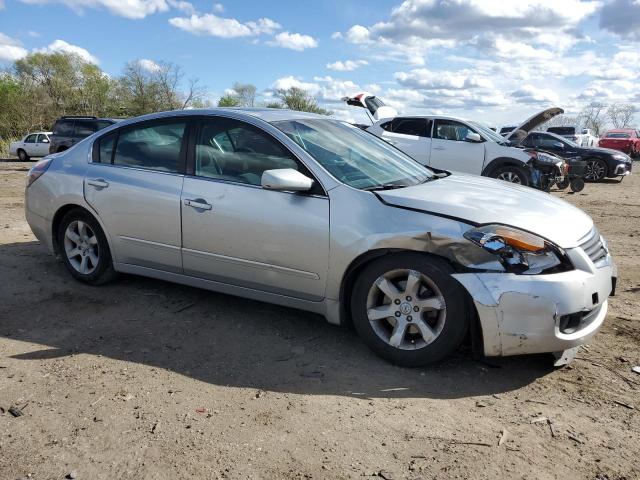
<box><xmin>57</xmin><ymin>209</ymin><xmax>116</xmax><ymax>285</ymax></box>
<box><xmin>350</xmin><ymin>253</ymin><xmax>470</xmax><ymax>367</ymax></box>
<box><xmin>585</xmin><ymin>159</ymin><xmax>607</xmax><ymax>181</ymax></box>
<box><xmin>17</xmin><ymin>149</ymin><xmax>29</xmax><ymax>161</ymax></box>
<box><xmin>555</xmin><ymin>178</ymin><xmax>570</xmax><ymax>190</ymax></box>
<box><xmin>490</xmin><ymin>166</ymin><xmax>530</xmax><ymax>186</ymax></box>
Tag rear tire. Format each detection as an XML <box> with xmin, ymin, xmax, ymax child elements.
<box><xmin>57</xmin><ymin>209</ymin><xmax>116</xmax><ymax>285</ymax></box>
<box><xmin>490</xmin><ymin>165</ymin><xmax>530</xmax><ymax>186</ymax></box>
<box><xmin>350</xmin><ymin>253</ymin><xmax>470</xmax><ymax>367</ymax></box>
<box><xmin>17</xmin><ymin>149</ymin><xmax>29</xmax><ymax>161</ymax></box>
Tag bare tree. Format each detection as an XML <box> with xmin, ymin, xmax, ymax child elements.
<box><xmin>607</xmin><ymin>103</ymin><xmax>637</xmax><ymax>128</ymax></box>
<box><xmin>232</xmin><ymin>82</ymin><xmax>256</xmax><ymax>107</ymax></box>
<box><xmin>577</xmin><ymin>102</ymin><xmax>607</xmax><ymax>136</ymax></box>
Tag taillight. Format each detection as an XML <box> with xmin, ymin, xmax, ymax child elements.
<box><xmin>26</xmin><ymin>158</ymin><xmax>52</xmax><ymax>187</ymax></box>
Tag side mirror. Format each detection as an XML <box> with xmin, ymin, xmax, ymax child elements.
<box><xmin>465</xmin><ymin>132</ymin><xmax>482</xmax><ymax>143</ymax></box>
<box><xmin>42</xmin><ymin>138</ymin><xmax>50</xmax><ymax>143</ymax></box>
<box><xmin>261</xmin><ymin>168</ymin><xmax>314</xmax><ymax>192</ymax></box>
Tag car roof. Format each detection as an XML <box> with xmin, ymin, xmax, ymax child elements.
<box><xmin>27</xmin><ymin>131</ymin><xmax>53</xmax><ymax>135</ymax></box>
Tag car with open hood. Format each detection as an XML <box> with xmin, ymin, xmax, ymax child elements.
<box><xmin>25</xmin><ymin>108</ymin><xmax>616</xmax><ymax>367</ymax></box>
<box><xmin>346</xmin><ymin>95</ymin><xmax>564</xmax><ymax>189</ymax></box>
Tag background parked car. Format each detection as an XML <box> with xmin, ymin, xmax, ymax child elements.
<box><xmin>599</xmin><ymin>129</ymin><xmax>640</xmax><ymax>158</ymax></box>
<box><xmin>499</xmin><ymin>126</ymin><xmax>516</xmax><ymax>136</ymax></box>
<box><xmin>520</xmin><ymin>131</ymin><xmax>632</xmax><ymax>181</ymax></box>
<box><xmin>49</xmin><ymin>116</ymin><xmax>118</xmax><ymax>154</ymax></box>
<box><xmin>9</xmin><ymin>132</ymin><xmax>52</xmax><ymax>161</ymax></box>
<box><xmin>547</xmin><ymin>126</ymin><xmax>598</xmax><ymax>147</ymax></box>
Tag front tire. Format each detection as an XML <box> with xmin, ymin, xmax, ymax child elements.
<box><xmin>57</xmin><ymin>209</ymin><xmax>116</xmax><ymax>285</ymax></box>
<box><xmin>585</xmin><ymin>158</ymin><xmax>607</xmax><ymax>181</ymax></box>
<box><xmin>490</xmin><ymin>165</ymin><xmax>529</xmax><ymax>186</ymax></box>
<box><xmin>17</xmin><ymin>149</ymin><xmax>29</xmax><ymax>161</ymax></box>
<box><xmin>350</xmin><ymin>253</ymin><xmax>470</xmax><ymax>367</ymax></box>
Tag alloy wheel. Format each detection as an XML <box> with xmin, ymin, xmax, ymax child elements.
<box><xmin>585</xmin><ymin>160</ymin><xmax>606</xmax><ymax>181</ymax></box>
<box><xmin>365</xmin><ymin>269</ymin><xmax>446</xmax><ymax>350</ymax></box>
<box><xmin>64</xmin><ymin>220</ymin><xmax>100</xmax><ymax>274</ymax></box>
<box><xmin>496</xmin><ymin>171</ymin><xmax>522</xmax><ymax>184</ymax></box>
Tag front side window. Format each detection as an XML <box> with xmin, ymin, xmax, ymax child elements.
<box><xmin>113</xmin><ymin>121</ymin><xmax>186</xmax><ymax>172</ymax></box>
<box><xmin>434</xmin><ymin>120</ymin><xmax>475</xmax><ymax>141</ymax></box>
<box><xmin>36</xmin><ymin>134</ymin><xmax>49</xmax><ymax>143</ymax></box>
<box><xmin>195</xmin><ymin>118</ymin><xmax>302</xmax><ymax>187</ymax></box>
<box><xmin>273</xmin><ymin>119</ymin><xmax>433</xmax><ymax>190</ymax></box>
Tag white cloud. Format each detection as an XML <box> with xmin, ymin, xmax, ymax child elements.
<box><xmin>0</xmin><ymin>33</ymin><xmax>28</xmax><ymax>62</ymax></box>
<box><xmin>271</xmin><ymin>76</ymin><xmax>320</xmax><ymax>95</ymax></box>
<box><xmin>395</xmin><ymin>68</ymin><xmax>493</xmax><ymax>90</ymax></box>
<box><xmin>511</xmin><ymin>85</ymin><xmax>559</xmax><ymax>104</ymax></box>
<box><xmin>268</xmin><ymin>31</ymin><xmax>318</xmax><ymax>51</ymax></box>
<box><xmin>600</xmin><ymin>0</ymin><xmax>640</xmax><ymax>41</ymax></box>
<box><xmin>19</xmin><ymin>0</ymin><xmax>169</xmax><ymax>19</ymax></box>
<box><xmin>35</xmin><ymin>39</ymin><xmax>99</xmax><ymax>64</ymax></box>
<box><xmin>169</xmin><ymin>13</ymin><xmax>280</xmax><ymax>38</ymax></box>
<box><xmin>167</xmin><ymin>0</ymin><xmax>194</xmax><ymax>14</ymax></box>
<box><xmin>137</xmin><ymin>58</ymin><xmax>161</xmax><ymax>72</ymax></box>
<box><xmin>326</xmin><ymin>59</ymin><xmax>368</xmax><ymax>71</ymax></box>
<box><xmin>212</xmin><ymin>2</ymin><xmax>223</xmax><ymax>12</ymax></box>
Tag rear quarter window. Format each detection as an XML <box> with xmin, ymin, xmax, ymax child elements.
<box><xmin>53</xmin><ymin>120</ymin><xmax>74</xmax><ymax>135</ymax></box>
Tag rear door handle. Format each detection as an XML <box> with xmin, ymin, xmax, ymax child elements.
<box><xmin>184</xmin><ymin>198</ymin><xmax>212</xmax><ymax>210</ymax></box>
<box><xmin>87</xmin><ymin>178</ymin><xmax>109</xmax><ymax>188</ymax></box>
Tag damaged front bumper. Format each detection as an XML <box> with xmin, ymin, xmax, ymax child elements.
<box><xmin>453</xmin><ymin>247</ymin><xmax>616</xmax><ymax>359</ymax></box>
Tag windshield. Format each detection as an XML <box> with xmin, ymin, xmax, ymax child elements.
<box><xmin>272</xmin><ymin>119</ymin><xmax>434</xmax><ymax>190</ymax></box>
<box><xmin>469</xmin><ymin>121</ymin><xmax>509</xmax><ymax>144</ymax></box>
<box><xmin>547</xmin><ymin>127</ymin><xmax>576</xmax><ymax>136</ymax></box>
<box><xmin>606</xmin><ymin>132</ymin><xmax>631</xmax><ymax>139</ymax></box>
<box><xmin>545</xmin><ymin>131</ymin><xmax>579</xmax><ymax>148</ymax></box>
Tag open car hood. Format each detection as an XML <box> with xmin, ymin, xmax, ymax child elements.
<box><xmin>505</xmin><ymin>107</ymin><xmax>564</xmax><ymax>142</ymax></box>
<box><xmin>342</xmin><ymin>93</ymin><xmax>398</xmax><ymax>121</ymax></box>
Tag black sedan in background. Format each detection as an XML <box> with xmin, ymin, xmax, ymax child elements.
<box><xmin>521</xmin><ymin>131</ymin><xmax>633</xmax><ymax>181</ymax></box>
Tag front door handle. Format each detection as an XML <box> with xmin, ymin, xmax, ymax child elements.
<box><xmin>87</xmin><ymin>178</ymin><xmax>109</xmax><ymax>188</ymax></box>
<box><xmin>184</xmin><ymin>198</ymin><xmax>212</xmax><ymax>210</ymax></box>
<box><xmin>433</xmin><ymin>146</ymin><xmax>445</xmax><ymax>151</ymax></box>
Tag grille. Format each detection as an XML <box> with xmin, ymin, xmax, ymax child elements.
<box><xmin>578</xmin><ymin>228</ymin><xmax>607</xmax><ymax>264</ymax></box>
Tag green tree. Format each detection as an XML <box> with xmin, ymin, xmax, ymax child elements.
<box><xmin>217</xmin><ymin>93</ymin><xmax>241</xmax><ymax>107</ymax></box>
<box><xmin>273</xmin><ymin>87</ymin><xmax>331</xmax><ymax>115</ymax></box>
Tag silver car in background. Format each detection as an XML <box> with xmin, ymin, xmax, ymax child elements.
<box><xmin>25</xmin><ymin>108</ymin><xmax>617</xmax><ymax>366</ymax></box>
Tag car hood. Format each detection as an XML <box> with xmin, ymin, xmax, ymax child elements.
<box><xmin>377</xmin><ymin>173</ymin><xmax>593</xmax><ymax>248</ymax></box>
<box><xmin>506</xmin><ymin>107</ymin><xmax>564</xmax><ymax>141</ymax></box>
<box><xmin>583</xmin><ymin>146</ymin><xmax>630</xmax><ymax>159</ymax></box>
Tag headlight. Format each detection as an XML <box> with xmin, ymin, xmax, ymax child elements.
<box><xmin>464</xmin><ymin>225</ymin><xmax>569</xmax><ymax>274</ymax></box>
<box><xmin>535</xmin><ymin>152</ymin><xmax>559</xmax><ymax>164</ymax></box>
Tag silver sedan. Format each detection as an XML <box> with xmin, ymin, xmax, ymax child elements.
<box><xmin>25</xmin><ymin>108</ymin><xmax>616</xmax><ymax>366</ymax></box>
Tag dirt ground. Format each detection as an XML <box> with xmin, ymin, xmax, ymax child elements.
<box><xmin>1</xmin><ymin>161</ymin><xmax>639</xmax><ymax>480</ymax></box>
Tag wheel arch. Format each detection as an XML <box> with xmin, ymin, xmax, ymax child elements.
<box><xmin>481</xmin><ymin>157</ymin><xmax>529</xmax><ymax>177</ymax></box>
<box><xmin>51</xmin><ymin>203</ymin><xmax>114</xmax><ymax>259</ymax></box>
<box><xmin>337</xmin><ymin>248</ymin><xmax>484</xmax><ymax>354</ymax></box>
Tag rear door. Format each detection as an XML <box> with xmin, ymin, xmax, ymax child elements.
<box><xmin>429</xmin><ymin>119</ymin><xmax>485</xmax><ymax>174</ymax></box>
<box><xmin>180</xmin><ymin>116</ymin><xmax>329</xmax><ymax>300</ymax></box>
<box><xmin>23</xmin><ymin>134</ymin><xmax>37</xmax><ymax>156</ymax></box>
<box><xmin>84</xmin><ymin>118</ymin><xmax>187</xmax><ymax>272</ymax></box>
<box><xmin>378</xmin><ymin>117</ymin><xmax>432</xmax><ymax>165</ymax></box>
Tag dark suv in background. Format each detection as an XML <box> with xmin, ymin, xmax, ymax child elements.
<box><xmin>49</xmin><ymin>116</ymin><xmax>118</xmax><ymax>154</ymax></box>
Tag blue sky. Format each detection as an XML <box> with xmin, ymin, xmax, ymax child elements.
<box><xmin>1</xmin><ymin>0</ymin><xmax>639</xmax><ymax>127</ymax></box>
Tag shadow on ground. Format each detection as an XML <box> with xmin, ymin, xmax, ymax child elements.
<box><xmin>0</xmin><ymin>240</ymin><xmax>554</xmax><ymax>400</ymax></box>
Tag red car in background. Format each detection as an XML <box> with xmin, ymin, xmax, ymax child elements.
<box><xmin>599</xmin><ymin>129</ymin><xmax>640</xmax><ymax>158</ymax></box>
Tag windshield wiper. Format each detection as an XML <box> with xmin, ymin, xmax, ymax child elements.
<box><xmin>362</xmin><ymin>183</ymin><xmax>407</xmax><ymax>191</ymax></box>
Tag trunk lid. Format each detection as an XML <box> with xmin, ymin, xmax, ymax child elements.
<box><xmin>342</xmin><ymin>93</ymin><xmax>398</xmax><ymax>121</ymax></box>
<box><xmin>505</xmin><ymin>107</ymin><xmax>564</xmax><ymax>142</ymax></box>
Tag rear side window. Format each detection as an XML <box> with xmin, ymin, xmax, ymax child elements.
<box><xmin>96</xmin><ymin>133</ymin><xmax>116</xmax><ymax>163</ymax></box>
<box><xmin>392</xmin><ymin>118</ymin><xmax>431</xmax><ymax>137</ymax></box>
<box><xmin>74</xmin><ymin>120</ymin><xmax>97</xmax><ymax>136</ymax></box>
<box><xmin>113</xmin><ymin>121</ymin><xmax>186</xmax><ymax>173</ymax></box>
<box><xmin>53</xmin><ymin>120</ymin><xmax>74</xmax><ymax>135</ymax></box>
<box><xmin>547</xmin><ymin>127</ymin><xmax>575</xmax><ymax>136</ymax></box>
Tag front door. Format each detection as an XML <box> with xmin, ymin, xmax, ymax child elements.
<box><xmin>429</xmin><ymin>119</ymin><xmax>485</xmax><ymax>174</ymax></box>
<box><xmin>180</xmin><ymin>116</ymin><xmax>329</xmax><ymax>300</ymax></box>
<box><xmin>378</xmin><ymin>117</ymin><xmax>432</xmax><ymax>165</ymax></box>
<box><xmin>84</xmin><ymin>119</ymin><xmax>187</xmax><ymax>272</ymax></box>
